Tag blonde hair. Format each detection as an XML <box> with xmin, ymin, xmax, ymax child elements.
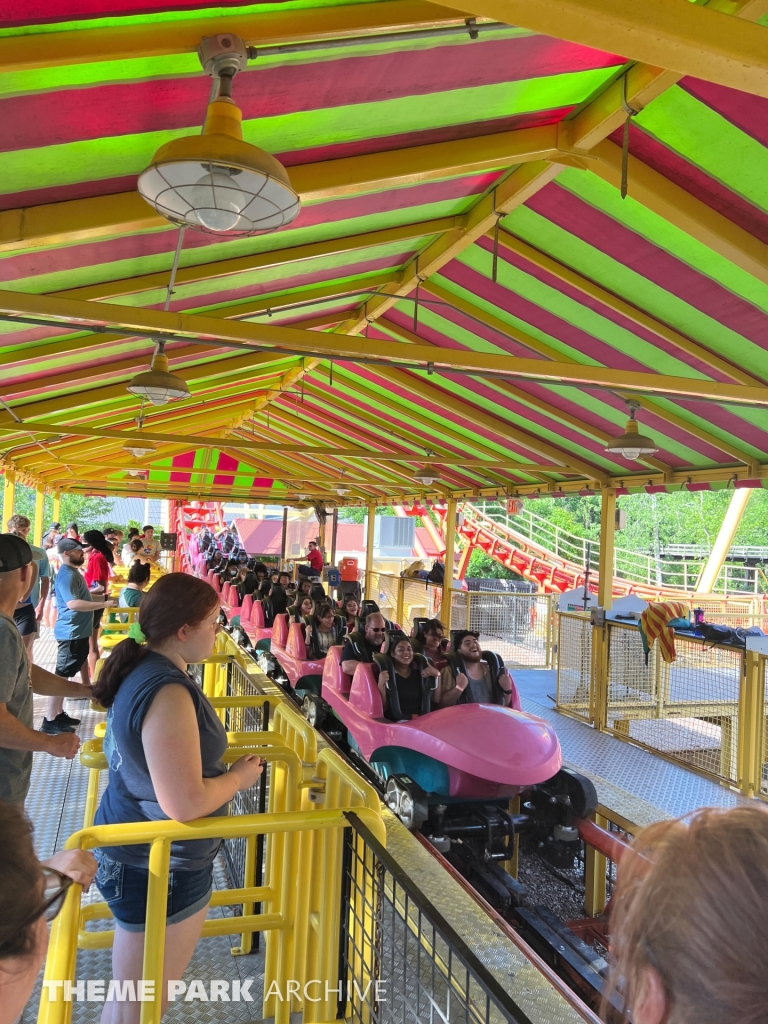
<box><xmin>607</xmin><ymin>804</ymin><xmax>768</xmax><ymax>1024</ymax></box>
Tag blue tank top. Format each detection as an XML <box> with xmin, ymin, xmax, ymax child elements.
<box><xmin>94</xmin><ymin>651</ymin><xmax>228</xmax><ymax>871</ymax></box>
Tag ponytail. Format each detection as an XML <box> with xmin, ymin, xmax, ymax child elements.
<box><xmin>92</xmin><ymin>573</ymin><xmax>219</xmax><ymax>708</ymax></box>
<box><xmin>92</xmin><ymin>637</ymin><xmax>147</xmax><ymax>707</ymax></box>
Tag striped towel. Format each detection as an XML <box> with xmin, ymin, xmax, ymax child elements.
<box><xmin>639</xmin><ymin>601</ymin><xmax>690</xmax><ymax>664</ymax></box>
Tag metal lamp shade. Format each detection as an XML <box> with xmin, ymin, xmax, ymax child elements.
<box><xmin>137</xmin><ymin>98</ymin><xmax>300</xmax><ymax>236</ymax></box>
<box><xmin>604</xmin><ymin>418</ymin><xmax>658</xmax><ymax>460</ymax></box>
<box><xmin>127</xmin><ymin>352</ymin><xmax>189</xmax><ymax>406</ymax></box>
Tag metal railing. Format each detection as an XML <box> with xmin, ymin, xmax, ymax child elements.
<box><xmin>472</xmin><ymin>500</ymin><xmax>767</xmax><ymax>594</ymax></box>
<box><xmin>341</xmin><ymin>812</ymin><xmax>541</xmax><ymax>1024</ymax></box>
<box><xmin>556</xmin><ymin>612</ymin><xmax>768</xmax><ymax>795</ymax></box>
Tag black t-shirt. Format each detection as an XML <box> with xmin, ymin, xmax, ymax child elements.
<box><xmin>341</xmin><ymin>634</ymin><xmax>383</xmax><ymax>665</ymax></box>
<box><xmin>386</xmin><ymin>668</ymin><xmax>423</xmax><ymax>721</ymax></box>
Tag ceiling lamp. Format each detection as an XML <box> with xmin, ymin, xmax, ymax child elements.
<box><xmin>127</xmin><ymin>347</ymin><xmax>190</xmax><ymax>406</ymax></box>
<box><xmin>123</xmin><ymin>438</ymin><xmax>157</xmax><ymax>458</ymax></box>
<box><xmin>137</xmin><ymin>35</ymin><xmax>300</xmax><ymax>236</ymax></box>
<box><xmin>336</xmin><ymin>486</ymin><xmax>350</xmax><ymax>496</ymax></box>
<box><xmin>604</xmin><ymin>401</ymin><xmax>658</xmax><ymax>461</ymax></box>
<box><xmin>413</xmin><ymin>470</ymin><xmax>436</xmax><ymax>487</ymax></box>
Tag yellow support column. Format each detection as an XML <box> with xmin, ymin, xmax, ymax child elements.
<box><xmin>696</xmin><ymin>487</ymin><xmax>753</xmax><ymax>594</ymax></box>
<box><xmin>364</xmin><ymin>501</ymin><xmax>376</xmax><ymax>602</ymax></box>
<box><xmin>737</xmin><ymin>650</ymin><xmax>764</xmax><ymax>796</ymax></box>
<box><xmin>583</xmin><ymin>812</ymin><xmax>609</xmax><ymax>918</ymax></box>
<box><xmin>440</xmin><ymin>498</ymin><xmax>457</xmax><ymax>629</ymax></box>
<box><xmin>2</xmin><ymin>471</ymin><xmax>15</xmax><ymax>525</ymax></box>
<box><xmin>33</xmin><ymin>486</ymin><xmax>45</xmax><ymax>545</ymax></box>
<box><xmin>52</xmin><ymin>492</ymin><xmax>61</xmax><ymax>526</ymax></box>
<box><xmin>592</xmin><ymin>488</ymin><xmax>616</xmax><ymax>732</ymax></box>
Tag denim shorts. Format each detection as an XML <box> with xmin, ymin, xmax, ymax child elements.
<box><xmin>95</xmin><ymin>851</ymin><xmax>212</xmax><ymax>932</ymax></box>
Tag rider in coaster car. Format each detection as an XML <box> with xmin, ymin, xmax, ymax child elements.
<box><xmin>304</xmin><ymin>602</ymin><xmax>346</xmax><ymax>658</ymax></box>
<box><xmin>296</xmin><ymin>577</ymin><xmax>313</xmax><ymax>599</ymax></box>
<box><xmin>359</xmin><ymin>599</ymin><xmax>394</xmax><ymax>630</ymax></box>
<box><xmin>309</xmin><ymin>581</ymin><xmax>326</xmax><ymax>604</ymax></box>
<box><xmin>339</xmin><ymin>594</ymin><xmax>360</xmax><ymax>633</ymax></box>
<box><xmin>411</xmin><ymin>617</ymin><xmax>449</xmax><ymax>670</ymax></box>
<box><xmin>436</xmin><ymin>630</ymin><xmax>516</xmax><ymax>708</ymax></box>
<box><xmin>235</xmin><ymin>567</ymin><xmax>258</xmax><ymax>603</ymax></box>
<box><xmin>341</xmin><ymin>612</ymin><xmax>390</xmax><ymax>677</ymax></box>
<box><xmin>374</xmin><ymin>634</ymin><xmax>440</xmax><ymax>721</ymax></box>
<box><xmin>288</xmin><ymin>595</ymin><xmax>315</xmax><ymax>622</ymax></box>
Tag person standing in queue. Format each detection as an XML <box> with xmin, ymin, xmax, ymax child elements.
<box><xmin>140</xmin><ymin>525</ymin><xmax>161</xmax><ymax>564</ymax></box>
<box><xmin>0</xmin><ymin>535</ymin><xmax>94</xmax><ymax>805</ymax></box>
<box><xmin>0</xmin><ymin>801</ymin><xmax>98</xmax><ymax>1024</ymax></box>
<box><xmin>341</xmin><ymin>612</ymin><xmax>389</xmax><ymax>676</ymax></box>
<box><xmin>606</xmin><ymin>804</ymin><xmax>768</xmax><ymax>1024</ymax></box>
<box><xmin>92</xmin><ymin>574</ymin><xmax>263</xmax><ymax>1024</ymax></box>
<box><xmin>45</xmin><ymin>538</ymin><xmax>114</xmax><ymax>734</ymax></box>
<box><xmin>435</xmin><ymin>631</ymin><xmax>515</xmax><ymax>707</ymax></box>
<box><xmin>376</xmin><ymin>635</ymin><xmax>439</xmax><ymax>721</ymax></box>
<box><xmin>6</xmin><ymin>515</ymin><xmax>50</xmax><ymax>658</ymax></box>
<box><xmin>82</xmin><ymin>530</ymin><xmax>115</xmax><ymax>680</ymax></box>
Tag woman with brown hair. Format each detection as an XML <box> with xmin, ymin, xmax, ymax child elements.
<box><xmin>607</xmin><ymin>803</ymin><xmax>768</xmax><ymax>1024</ymax></box>
<box><xmin>91</xmin><ymin>574</ymin><xmax>263</xmax><ymax>1024</ymax></box>
<box><xmin>0</xmin><ymin>801</ymin><xmax>96</xmax><ymax>1024</ymax></box>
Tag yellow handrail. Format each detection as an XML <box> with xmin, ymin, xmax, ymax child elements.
<box><xmin>39</xmin><ymin>804</ymin><xmax>385</xmax><ymax>1024</ymax></box>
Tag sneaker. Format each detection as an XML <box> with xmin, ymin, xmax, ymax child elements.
<box><xmin>57</xmin><ymin>711</ymin><xmax>81</xmax><ymax>728</ymax></box>
<box><xmin>40</xmin><ymin>716</ymin><xmax>76</xmax><ymax>735</ymax></box>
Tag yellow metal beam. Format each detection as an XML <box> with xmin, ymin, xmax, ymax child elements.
<box><xmin>336</xmin><ymin>161</ymin><xmax>562</xmax><ymax>334</ymax></box>
<box><xmin>0</xmin><ymin>126</ymin><xmax>564</xmax><ymax>255</ymax></box>
<box><xmin>441</xmin><ymin>498</ymin><xmax>457</xmax><ymax>626</ymax></box>
<box><xmin>590</xmin><ymin>141</ymin><xmax>768</xmax><ymax>285</ymax></box>
<box><xmin>33</xmin><ymin>486</ymin><xmax>45</xmax><ymax>545</ymax></box>
<box><xmin>52</xmin><ymin>219</ymin><xmax>458</xmax><ymax>304</ymax></box>
<box><xmin>4</xmin><ymin>289</ymin><xmax>768</xmax><ymax>407</ymax></box>
<box><xmin>0</xmin><ymin>2</ymin><xmax>476</xmax><ymax>72</ymax></box>
<box><xmin>2</xmin><ymin>471</ymin><xmax>15</xmax><ymax>523</ymax></box>
<box><xmin>695</xmin><ymin>487</ymin><xmax>753</xmax><ymax>594</ymax></box>
<box><xmin>430</xmin><ymin>0</ymin><xmax>768</xmax><ymax>96</ymax></box>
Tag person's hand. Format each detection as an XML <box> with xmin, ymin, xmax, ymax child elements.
<box><xmin>456</xmin><ymin>672</ymin><xmax>469</xmax><ymax>693</ymax></box>
<box><xmin>46</xmin><ymin>732</ymin><xmax>80</xmax><ymax>759</ymax></box>
<box><xmin>378</xmin><ymin>670</ymin><xmax>389</xmax><ymax>687</ymax></box>
<box><xmin>103</xmin><ymin>599</ymin><xmax>117</xmax><ymax>608</ymax></box>
<box><xmin>424</xmin><ymin>665</ymin><xmax>440</xmax><ymax>679</ymax></box>
<box><xmin>305</xmin><ymin>624</ymin><xmax>313</xmax><ymax>638</ymax></box>
<box><xmin>380</xmin><ymin>633</ymin><xmax>390</xmax><ymax>654</ymax></box>
<box><xmin>43</xmin><ymin>849</ymin><xmax>97</xmax><ymax>890</ymax></box>
<box><xmin>229</xmin><ymin>755</ymin><xmax>263</xmax><ymax>791</ymax></box>
<box><xmin>35</xmin><ymin>601</ymin><xmax>46</xmax><ymax>622</ymax></box>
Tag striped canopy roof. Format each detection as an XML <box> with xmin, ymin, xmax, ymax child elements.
<box><xmin>0</xmin><ymin>0</ymin><xmax>766</xmax><ymax>503</ymax></box>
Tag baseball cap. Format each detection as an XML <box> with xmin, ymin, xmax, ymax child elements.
<box><xmin>57</xmin><ymin>537</ymin><xmax>83</xmax><ymax>554</ymax></box>
<box><xmin>0</xmin><ymin>533</ymin><xmax>33</xmax><ymax>573</ymax></box>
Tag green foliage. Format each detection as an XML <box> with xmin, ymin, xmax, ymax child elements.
<box><xmin>9</xmin><ymin>486</ymin><xmax>113</xmax><ymax>536</ymax></box>
<box><xmin>337</xmin><ymin>505</ymin><xmax>396</xmax><ymax>524</ymax></box>
<box><xmin>466</xmin><ymin>549</ymin><xmax>522</xmax><ymax>580</ymax></box>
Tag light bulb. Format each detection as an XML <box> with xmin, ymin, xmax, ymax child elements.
<box><xmin>190</xmin><ymin>168</ymin><xmax>247</xmax><ymax>232</ymax></box>
<box><xmin>620</xmin><ymin>448</ymin><xmax>642</xmax><ymax>460</ymax></box>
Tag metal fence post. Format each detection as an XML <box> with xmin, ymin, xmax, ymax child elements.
<box><xmin>738</xmin><ymin>650</ymin><xmax>764</xmax><ymax>796</ymax></box>
<box><xmin>583</xmin><ymin>813</ymin><xmax>608</xmax><ymax>918</ymax></box>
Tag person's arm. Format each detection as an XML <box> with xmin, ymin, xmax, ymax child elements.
<box><xmin>30</xmin><ymin>664</ymin><xmax>93</xmax><ymax>699</ymax></box>
<box><xmin>0</xmin><ymin>702</ymin><xmax>79</xmax><ymax>758</ymax></box>
<box><xmin>65</xmin><ymin>596</ymin><xmax>114</xmax><ymax>611</ymax></box>
<box><xmin>42</xmin><ymin>849</ymin><xmax>97</xmax><ymax>889</ymax></box>
<box><xmin>17</xmin><ymin>562</ymin><xmax>38</xmax><ymax>606</ymax></box>
<box><xmin>35</xmin><ymin>576</ymin><xmax>50</xmax><ymax>621</ymax></box>
<box><xmin>142</xmin><ymin>684</ymin><xmax>263</xmax><ymax>821</ymax></box>
<box><xmin>434</xmin><ymin>667</ymin><xmax>468</xmax><ymax>708</ymax></box>
<box><xmin>376</xmin><ymin>669</ymin><xmax>390</xmax><ymax>711</ymax></box>
<box><xmin>498</xmin><ymin>669</ymin><xmax>514</xmax><ymax>707</ymax></box>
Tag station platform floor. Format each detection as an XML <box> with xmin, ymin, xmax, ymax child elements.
<box><xmin>513</xmin><ymin>669</ymin><xmax>745</xmax><ymax>831</ymax></box>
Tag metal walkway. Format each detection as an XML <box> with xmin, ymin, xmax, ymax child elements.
<box><xmin>514</xmin><ymin>669</ymin><xmax>745</xmax><ymax>831</ymax></box>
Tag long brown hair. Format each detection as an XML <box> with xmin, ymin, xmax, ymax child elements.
<box><xmin>93</xmin><ymin>573</ymin><xmax>219</xmax><ymax>707</ymax></box>
<box><xmin>0</xmin><ymin>801</ymin><xmax>45</xmax><ymax>961</ymax></box>
<box><xmin>606</xmin><ymin>804</ymin><xmax>768</xmax><ymax>1023</ymax></box>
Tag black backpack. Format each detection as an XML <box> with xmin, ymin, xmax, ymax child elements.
<box><xmin>699</xmin><ymin>622</ymin><xmax>763</xmax><ymax>649</ymax></box>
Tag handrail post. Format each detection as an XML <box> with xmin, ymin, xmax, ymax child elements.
<box><xmin>364</xmin><ymin>502</ymin><xmax>376</xmax><ymax>602</ymax></box>
<box><xmin>440</xmin><ymin>498</ymin><xmax>457</xmax><ymax>629</ymax></box>
<box><xmin>737</xmin><ymin>650</ymin><xmax>764</xmax><ymax>797</ymax></box>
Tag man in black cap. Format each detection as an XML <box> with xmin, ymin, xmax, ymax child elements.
<box><xmin>0</xmin><ymin>534</ymin><xmax>95</xmax><ymax>805</ymax></box>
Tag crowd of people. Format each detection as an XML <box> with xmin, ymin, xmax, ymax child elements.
<box><xmin>0</xmin><ymin>517</ymin><xmax>761</xmax><ymax>1024</ymax></box>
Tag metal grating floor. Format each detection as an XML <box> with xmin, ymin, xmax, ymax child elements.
<box><xmin>22</xmin><ymin>629</ymin><xmax>265</xmax><ymax>1024</ymax></box>
<box><xmin>515</xmin><ymin>669</ymin><xmax>745</xmax><ymax>829</ymax></box>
